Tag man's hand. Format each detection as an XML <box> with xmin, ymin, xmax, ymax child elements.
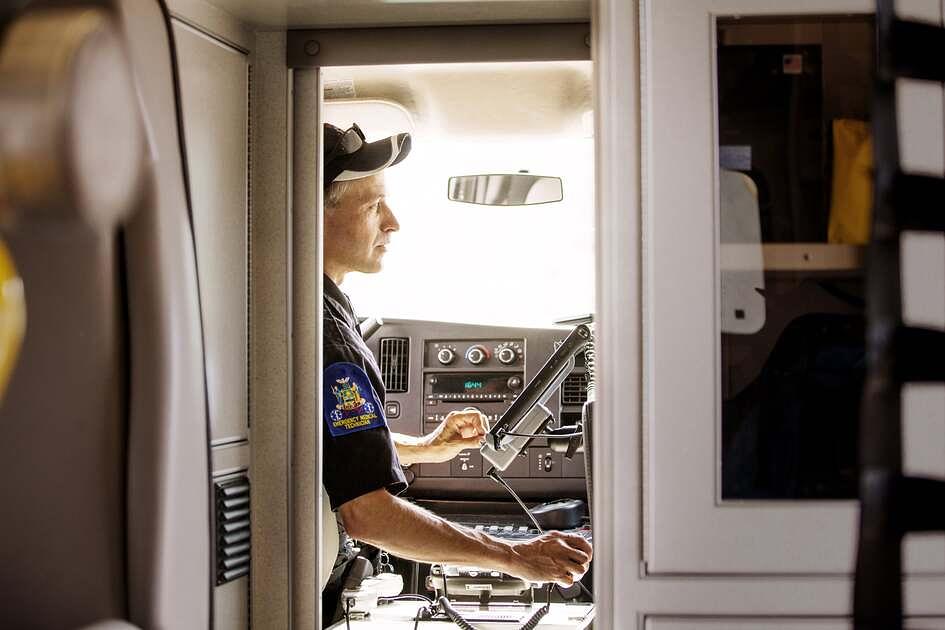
<box><xmin>338</xmin><ymin>489</ymin><xmax>592</xmax><ymax>589</ymax></box>
<box><xmin>391</xmin><ymin>408</ymin><xmax>487</xmax><ymax>466</ymax></box>
<box><xmin>504</xmin><ymin>531</ymin><xmax>593</xmax><ymax>586</ymax></box>
<box><xmin>421</xmin><ymin>408</ymin><xmax>488</xmax><ymax>463</ymax></box>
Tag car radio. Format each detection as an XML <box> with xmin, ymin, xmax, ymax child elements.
<box><xmin>424</xmin><ymin>372</ymin><xmax>523</xmax><ymax>404</ymax></box>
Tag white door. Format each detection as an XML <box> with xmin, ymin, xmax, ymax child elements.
<box><xmin>644</xmin><ymin>0</ymin><xmax>945</xmax><ymax>574</ymax></box>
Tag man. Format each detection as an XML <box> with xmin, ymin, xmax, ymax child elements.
<box><xmin>321</xmin><ymin>122</ymin><xmax>593</xmax><ymax>618</ymax></box>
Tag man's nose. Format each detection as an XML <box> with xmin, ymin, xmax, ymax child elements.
<box><xmin>381</xmin><ymin>202</ymin><xmax>400</xmax><ymax>232</ymax></box>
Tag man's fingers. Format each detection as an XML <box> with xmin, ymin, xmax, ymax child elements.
<box><xmin>459</xmin><ymin>425</ymin><xmax>481</xmax><ymax>439</ymax></box>
<box><xmin>544</xmin><ymin>535</ymin><xmax>593</xmax><ymax>582</ymax></box>
<box><xmin>546</xmin><ymin>531</ymin><xmax>593</xmax><ymax>557</ymax></box>
<box><xmin>551</xmin><ymin>537</ymin><xmax>589</xmax><ymax>563</ymax></box>
<box><xmin>554</xmin><ymin>567</ymin><xmax>579</xmax><ymax>586</ymax></box>
<box><xmin>564</xmin><ymin>547</ymin><xmax>590</xmax><ymax>565</ymax></box>
<box><xmin>556</xmin><ymin>576</ymin><xmax>575</xmax><ymax>587</ymax></box>
<box><xmin>457</xmin><ymin>436</ymin><xmax>484</xmax><ymax>448</ymax></box>
<box><xmin>457</xmin><ymin>409</ymin><xmax>489</xmax><ymax>435</ymax></box>
<box><xmin>561</xmin><ymin>535</ymin><xmax>593</xmax><ymax>557</ymax></box>
<box><xmin>556</xmin><ymin>552</ymin><xmax>589</xmax><ymax>577</ymax></box>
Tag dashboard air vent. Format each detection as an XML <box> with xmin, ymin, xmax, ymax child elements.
<box><xmin>379</xmin><ymin>337</ymin><xmax>409</xmax><ymax>393</ymax></box>
<box><xmin>215</xmin><ymin>475</ymin><xmax>250</xmax><ymax>585</ymax></box>
<box><xmin>560</xmin><ymin>371</ymin><xmax>589</xmax><ymax>406</ymax></box>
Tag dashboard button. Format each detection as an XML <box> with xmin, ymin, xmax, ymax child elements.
<box><xmin>465</xmin><ymin>345</ymin><xmax>489</xmax><ymax>365</ymax></box>
<box><xmin>436</xmin><ymin>348</ymin><xmax>455</xmax><ymax>365</ymax></box>
<box><xmin>497</xmin><ymin>347</ymin><xmax>517</xmax><ymax>365</ymax></box>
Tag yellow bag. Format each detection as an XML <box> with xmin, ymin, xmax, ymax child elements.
<box><xmin>0</xmin><ymin>240</ymin><xmax>24</xmax><ymax>400</ymax></box>
<box><xmin>828</xmin><ymin>119</ymin><xmax>873</xmax><ymax>244</ymax></box>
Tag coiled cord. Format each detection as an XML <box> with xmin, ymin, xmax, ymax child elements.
<box><xmin>583</xmin><ymin>330</ymin><xmax>596</xmax><ymax>520</ymax></box>
<box><xmin>436</xmin><ymin>585</ymin><xmax>552</xmax><ymax>630</ymax></box>
<box><xmin>520</xmin><ymin>586</ymin><xmax>553</xmax><ymax>630</ymax></box>
<box><xmin>436</xmin><ymin>596</ymin><xmax>478</xmax><ymax>630</ymax></box>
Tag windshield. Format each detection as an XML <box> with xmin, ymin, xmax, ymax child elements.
<box><xmin>324</xmin><ymin>63</ymin><xmax>594</xmax><ymax>328</ymax></box>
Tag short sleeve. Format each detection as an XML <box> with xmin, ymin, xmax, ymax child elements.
<box><xmin>322</xmin><ymin>342</ymin><xmax>407</xmax><ymax>510</ymax></box>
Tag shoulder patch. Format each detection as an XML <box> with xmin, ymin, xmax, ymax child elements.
<box><xmin>323</xmin><ymin>362</ymin><xmax>385</xmax><ymax>437</ymax></box>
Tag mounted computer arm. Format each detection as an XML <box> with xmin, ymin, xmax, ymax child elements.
<box><xmin>480</xmin><ymin>323</ymin><xmax>592</xmax><ymax>472</ymax></box>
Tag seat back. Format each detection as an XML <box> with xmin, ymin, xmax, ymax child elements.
<box><xmin>0</xmin><ymin>2</ymin><xmax>211</xmax><ymax>627</ymax></box>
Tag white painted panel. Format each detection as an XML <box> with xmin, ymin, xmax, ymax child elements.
<box><xmin>903</xmin><ymin>384</ymin><xmax>945</xmax><ymax>574</ymax></box>
<box><xmin>898</xmin><ymin>80</ymin><xmax>945</xmax><ymax>175</ymax></box>
<box><xmin>902</xmin><ymin>233</ymin><xmax>945</xmax><ymax>329</ymax></box>
<box><xmin>645</xmin><ymin>0</ymin><xmax>945</xmax><ymax>574</ymax></box>
<box><xmin>647</xmin><ymin>620</ymin><xmax>848</xmax><ymax>630</ymax></box>
<box><xmin>897</xmin><ymin>0</ymin><xmax>945</xmax><ymax>580</ymax></box>
<box><xmin>173</xmin><ymin>20</ymin><xmax>249</xmax><ymax>444</ymax></box>
<box><xmin>903</xmin><ymin>387</ymin><xmax>945</xmax><ymax>478</ymax></box>
<box><xmin>167</xmin><ymin>0</ymin><xmax>253</xmax><ymax>52</ymax></box>
<box><xmin>647</xmin><ymin>618</ymin><xmax>945</xmax><ymax>630</ymax></box>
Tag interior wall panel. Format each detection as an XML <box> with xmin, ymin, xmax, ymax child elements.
<box><xmin>167</xmin><ymin>0</ymin><xmax>254</xmax><ymax>52</ymax></box>
<box><xmin>172</xmin><ymin>15</ymin><xmax>253</xmax><ymax>630</ymax></box>
<box><xmin>173</xmin><ymin>19</ymin><xmax>250</xmax><ymax>446</ymax></box>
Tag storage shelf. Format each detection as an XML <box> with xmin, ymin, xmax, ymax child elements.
<box><xmin>721</xmin><ymin>243</ymin><xmax>866</xmax><ymax>271</ymax></box>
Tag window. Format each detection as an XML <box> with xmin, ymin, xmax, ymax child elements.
<box><xmin>324</xmin><ymin>62</ymin><xmax>594</xmax><ymax>327</ymax></box>
<box><xmin>716</xmin><ymin>15</ymin><xmax>874</xmax><ymax>500</ymax></box>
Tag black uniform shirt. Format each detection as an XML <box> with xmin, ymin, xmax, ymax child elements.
<box><xmin>322</xmin><ymin>276</ymin><xmax>407</xmax><ymax>510</ymax></box>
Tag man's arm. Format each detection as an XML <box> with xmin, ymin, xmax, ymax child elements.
<box><xmin>338</xmin><ymin>488</ymin><xmax>592</xmax><ymax>586</ymax></box>
<box><xmin>391</xmin><ymin>409</ymin><xmax>487</xmax><ymax>466</ymax></box>
<box><xmin>388</xmin><ymin>432</ymin><xmax>428</xmax><ymax>467</ymax></box>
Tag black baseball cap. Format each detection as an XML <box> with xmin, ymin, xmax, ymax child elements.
<box><xmin>323</xmin><ymin>123</ymin><xmax>411</xmax><ymax>187</ymax></box>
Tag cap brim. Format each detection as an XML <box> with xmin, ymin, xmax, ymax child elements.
<box><xmin>334</xmin><ymin>133</ymin><xmax>411</xmax><ymax>182</ymax></box>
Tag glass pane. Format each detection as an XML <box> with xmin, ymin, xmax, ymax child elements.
<box><xmin>323</xmin><ymin>62</ymin><xmax>594</xmax><ymax>328</ymax></box>
<box><xmin>718</xmin><ymin>15</ymin><xmax>874</xmax><ymax>500</ymax></box>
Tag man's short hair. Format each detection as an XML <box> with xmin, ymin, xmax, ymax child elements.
<box><xmin>325</xmin><ymin>179</ymin><xmax>357</xmax><ymax>212</ymax></box>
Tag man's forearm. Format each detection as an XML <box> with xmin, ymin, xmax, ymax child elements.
<box><xmin>339</xmin><ymin>489</ymin><xmax>516</xmax><ymax>572</ymax></box>
<box><xmin>391</xmin><ymin>411</ymin><xmax>487</xmax><ymax>466</ymax></box>
<box><xmin>391</xmin><ymin>432</ymin><xmax>427</xmax><ymax>466</ymax></box>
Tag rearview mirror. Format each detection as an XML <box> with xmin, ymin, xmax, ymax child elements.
<box><xmin>448</xmin><ymin>174</ymin><xmax>563</xmax><ymax>206</ymax></box>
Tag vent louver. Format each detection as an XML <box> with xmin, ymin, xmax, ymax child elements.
<box><xmin>560</xmin><ymin>371</ymin><xmax>589</xmax><ymax>406</ymax></box>
<box><xmin>215</xmin><ymin>475</ymin><xmax>250</xmax><ymax>585</ymax></box>
<box><xmin>379</xmin><ymin>337</ymin><xmax>409</xmax><ymax>393</ymax></box>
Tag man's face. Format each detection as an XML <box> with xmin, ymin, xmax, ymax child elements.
<box><xmin>324</xmin><ymin>173</ymin><xmax>400</xmax><ymax>278</ymax></box>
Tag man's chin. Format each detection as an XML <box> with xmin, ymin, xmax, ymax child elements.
<box><xmin>357</xmin><ymin>260</ymin><xmax>384</xmax><ymax>274</ymax></box>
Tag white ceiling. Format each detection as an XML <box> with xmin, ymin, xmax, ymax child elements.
<box><xmin>203</xmin><ymin>0</ymin><xmax>590</xmax><ymax>29</ymax></box>
<box><xmin>322</xmin><ymin>61</ymin><xmax>592</xmax><ymax>137</ymax></box>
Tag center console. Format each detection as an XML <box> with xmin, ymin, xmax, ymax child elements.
<box><xmin>365</xmin><ymin>319</ymin><xmax>589</xmax><ymax>501</ymax></box>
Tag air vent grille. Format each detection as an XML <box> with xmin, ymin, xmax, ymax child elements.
<box><xmin>215</xmin><ymin>475</ymin><xmax>250</xmax><ymax>585</ymax></box>
<box><xmin>379</xmin><ymin>337</ymin><xmax>409</xmax><ymax>393</ymax></box>
<box><xmin>560</xmin><ymin>371</ymin><xmax>589</xmax><ymax>406</ymax></box>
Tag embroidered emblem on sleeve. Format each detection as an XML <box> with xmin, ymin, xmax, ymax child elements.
<box><xmin>323</xmin><ymin>362</ymin><xmax>385</xmax><ymax>437</ymax></box>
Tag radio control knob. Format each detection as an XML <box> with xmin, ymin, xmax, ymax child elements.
<box><xmin>466</xmin><ymin>345</ymin><xmax>488</xmax><ymax>365</ymax></box>
<box><xmin>497</xmin><ymin>347</ymin><xmax>517</xmax><ymax>365</ymax></box>
<box><xmin>436</xmin><ymin>348</ymin><xmax>455</xmax><ymax>365</ymax></box>
<box><xmin>507</xmin><ymin>376</ymin><xmax>522</xmax><ymax>390</ymax></box>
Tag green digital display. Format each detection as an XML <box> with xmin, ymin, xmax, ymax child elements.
<box><xmin>431</xmin><ymin>373</ymin><xmax>520</xmax><ymax>397</ymax></box>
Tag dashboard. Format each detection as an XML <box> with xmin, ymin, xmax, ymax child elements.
<box><xmin>365</xmin><ymin>318</ymin><xmax>589</xmax><ymax>502</ymax></box>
